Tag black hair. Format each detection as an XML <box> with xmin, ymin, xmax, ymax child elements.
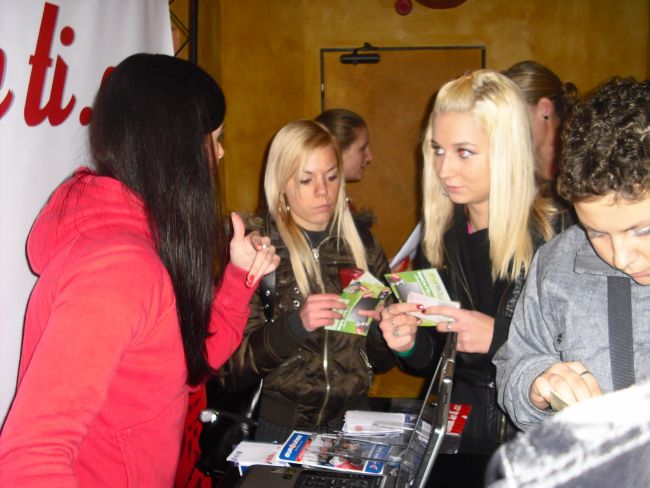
<box><xmin>90</xmin><ymin>53</ymin><xmax>227</xmax><ymax>385</ymax></box>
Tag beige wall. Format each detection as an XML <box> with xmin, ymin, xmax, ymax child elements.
<box><xmin>177</xmin><ymin>0</ymin><xmax>649</xmax><ymax>217</ymax></box>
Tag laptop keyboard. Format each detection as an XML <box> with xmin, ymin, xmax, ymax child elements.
<box><xmin>297</xmin><ymin>471</ymin><xmax>380</xmax><ymax>488</ymax></box>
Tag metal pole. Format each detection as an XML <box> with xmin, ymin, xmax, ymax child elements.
<box><xmin>189</xmin><ymin>0</ymin><xmax>198</xmax><ymax>63</ymax></box>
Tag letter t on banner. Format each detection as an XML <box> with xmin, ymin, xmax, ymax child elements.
<box><xmin>0</xmin><ymin>0</ymin><xmax>173</xmax><ymax>422</ymax></box>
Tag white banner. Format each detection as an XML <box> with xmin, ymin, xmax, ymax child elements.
<box><xmin>0</xmin><ymin>1</ymin><xmax>173</xmax><ymax>422</ymax></box>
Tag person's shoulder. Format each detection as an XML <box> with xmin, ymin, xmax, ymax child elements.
<box><xmin>55</xmin><ymin>232</ymin><xmax>175</xmax><ymax>325</ymax></box>
<box><xmin>487</xmin><ymin>379</ymin><xmax>650</xmax><ymax>488</ymax></box>
<box><xmin>73</xmin><ymin>232</ymin><xmax>168</xmax><ymax>284</ymax></box>
<box><xmin>351</xmin><ymin>210</ymin><xmax>379</xmax><ymax>246</ymax></box>
<box><xmin>536</xmin><ymin>225</ymin><xmax>586</xmax><ymax>270</ymax></box>
<box><xmin>549</xmin><ymin>201</ymin><xmax>577</xmax><ymax>234</ymax></box>
<box><xmin>351</xmin><ymin>209</ymin><xmax>376</xmax><ymax>229</ymax></box>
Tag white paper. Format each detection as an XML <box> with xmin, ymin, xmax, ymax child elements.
<box><xmin>389</xmin><ymin>221</ymin><xmax>423</xmax><ymax>269</ymax></box>
<box><xmin>406</xmin><ymin>292</ymin><xmax>460</xmax><ymax>323</ymax></box>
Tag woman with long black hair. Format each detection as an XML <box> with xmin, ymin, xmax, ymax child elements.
<box><xmin>0</xmin><ymin>54</ymin><xmax>279</xmax><ymax>487</ymax></box>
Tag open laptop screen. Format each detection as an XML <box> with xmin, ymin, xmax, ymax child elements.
<box><xmin>233</xmin><ymin>333</ymin><xmax>457</xmax><ymax>488</ymax></box>
<box><xmin>394</xmin><ymin>332</ymin><xmax>457</xmax><ymax>487</ymax></box>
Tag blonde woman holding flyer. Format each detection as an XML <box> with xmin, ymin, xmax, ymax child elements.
<box><xmin>219</xmin><ymin>120</ymin><xmax>394</xmax><ymax>443</ymax></box>
<box><xmin>377</xmin><ymin>70</ymin><xmax>571</xmax><ymax>486</ymax></box>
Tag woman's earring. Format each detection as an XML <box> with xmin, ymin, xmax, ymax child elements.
<box><xmin>279</xmin><ymin>195</ymin><xmax>290</xmax><ymax>214</ymax></box>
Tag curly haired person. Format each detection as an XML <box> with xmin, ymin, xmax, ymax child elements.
<box><xmin>494</xmin><ymin>77</ymin><xmax>650</xmax><ymax>430</ymax></box>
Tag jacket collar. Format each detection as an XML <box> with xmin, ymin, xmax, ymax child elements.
<box><xmin>573</xmin><ymin>229</ymin><xmax>631</xmax><ymax>279</ymax></box>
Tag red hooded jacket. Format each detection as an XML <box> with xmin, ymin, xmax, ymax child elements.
<box><xmin>0</xmin><ymin>169</ymin><xmax>254</xmax><ymax>487</ymax></box>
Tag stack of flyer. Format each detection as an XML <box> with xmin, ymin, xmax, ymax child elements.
<box><xmin>342</xmin><ymin>407</ymin><xmax>473</xmax><ymax>456</ymax></box>
<box><xmin>342</xmin><ymin>410</ymin><xmax>416</xmax><ymax>436</ymax></box>
<box><xmin>226</xmin><ymin>441</ymin><xmax>286</xmax><ymax>475</ymax></box>
<box><xmin>276</xmin><ymin>431</ymin><xmax>392</xmax><ymax>476</ymax></box>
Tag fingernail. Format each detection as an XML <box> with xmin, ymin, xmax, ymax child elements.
<box><xmin>246</xmin><ymin>275</ymin><xmax>255</xmax><ymax>288</ymax></box>
<box><xmin>416</xmin><ymin>319</ymin><xmax>422</xmax><ymax>325</ymax></box>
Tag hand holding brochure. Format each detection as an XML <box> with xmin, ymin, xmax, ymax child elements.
<box><xmin>385</xmin><ymin>269</ymin><xmax>459</xmax><ymax>326</ymax></box>
<box><xmin>406</xmin><ymin>292</ymin><xmax>460</xmax><ymax>324</ymax></box>
<box><xmin>326</xmin><ymin>271</ymin><xmax>391</xmax><ymax>336</ymax></box>
<box><xmin>277</xmin><ymin>431</ymin><xmax>390</xmax><ymax>476</ymax></box>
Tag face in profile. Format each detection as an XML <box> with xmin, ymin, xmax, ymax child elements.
<box><xmin>283</xmin><ymin>143</ymin><xmax>340</xmax><ymax>231</ymax></box>
<box><xmin>431</xmin><ymin>111</ymin><xmax>490</xmax><ymax>216</ymax></box>
<box><xmin>342</xmin><ymin>127</ymin><xmax>372</xmax><ymax>182</ymax></box>
<box><xmin>575</xmin><ymin>192</ymin><xmax>650</xmax><ymax>286</ymax></box>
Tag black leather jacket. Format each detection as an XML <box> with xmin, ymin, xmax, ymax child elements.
<box><xmin>403</xmin><ymin>205</ymin><xmax>572</xmax><ymax>455</ymax></box>
<box><xmin>219</xmin><ymin>213</ymin><xmax>395</xmax><ymax>433</ymax></box>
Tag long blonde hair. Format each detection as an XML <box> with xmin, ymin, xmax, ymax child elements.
<box><xmin>422</xmin><ymin>70</ymin><xmax>538</xmax><ymax>281</ymax></box>
<box><xmin>264</xmin><ymin>120</ymin><xmax>368</xmax><ymax>296</ymax></box>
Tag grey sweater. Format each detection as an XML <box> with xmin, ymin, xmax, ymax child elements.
<box><xmin>493</xmin><ymin>225</ymin><xmax>650</xmax><ymax>430</ymax></box>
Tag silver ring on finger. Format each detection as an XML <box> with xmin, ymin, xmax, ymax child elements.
<box><xmin>392</xmin><ymin>326</ymin><xmax>400</xmax><ymax>337</ymax></box>
<box><xmin>262</xmin><ymin>243</ymin><xmax>269</xmax><ymax>250</ymax></box>
<box><xmin>391</xmin><ymin>318</ymin><xmax>397</xmax><ymax>327</ymax></box>
<box><xmin>446</xmin><ymin>323</ymin><xmax>452</xmax><ymax>332</ymax></box>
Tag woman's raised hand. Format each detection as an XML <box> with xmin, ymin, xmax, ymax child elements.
<box><xmin>300</xmin><ymin>294</ymin><xmax>347</xmax><ymax>332</ymax></box>
<box><xmin>228</xmin><ymin>212</ymin><xmax>280</xmax><ymax>288</ymax></box>
<box><xmin>379</xmin><ymin>302</ymin><xmax>422</xmax><ymax>353</ymax></box>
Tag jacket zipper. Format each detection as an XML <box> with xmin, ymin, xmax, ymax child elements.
<box><xmin>499</xmin><ymin>412</ymin><xmax>508</xmax><ymax>442</ymax></box>
<box><xmin>312</xmin><ymin>237</ymin><xmax>332</xmax><ymax>428</ymax></box>
<box><xmin>279</xmin><ymin>354</ymin><xmax>301</xmax><ymax>369</ymax></box>
<box><xmin>358</xmin><ymin>348</ymin><xmax>373</xmax><ymax>387</ymax></box>
<box><xmin>316</xmin><ymin>329</ymin><xmax>331</xmax><ymax>427</ymax></box>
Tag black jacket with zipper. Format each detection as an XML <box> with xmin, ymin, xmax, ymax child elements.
<box><xmin>219</xmin><ymin>213</ymin><xmax>395</xmax><ymax>434</ymax></box>
<box><xmin>402</xmin><ymin>205</ymin><xmax>572</xmax><ymax>455</ymax></box>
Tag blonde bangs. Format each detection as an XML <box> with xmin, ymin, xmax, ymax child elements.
<box><xmin>264</xmin><ymin>119</ymin><xmax>368</xmax><ymax>296</ymax></box>
<box><xmin>422</xmin><ymin>70</ymin><xmax>539</xmax><ymax>282</ymax></box>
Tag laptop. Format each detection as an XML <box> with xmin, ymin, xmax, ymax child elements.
<box><xmin>234</xmin><ymin>333</ymin><xmax>458</xmax><ymax>488</ymax></box>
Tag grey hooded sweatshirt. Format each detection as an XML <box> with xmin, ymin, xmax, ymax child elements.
<box><xmin>493</xmin><ymin>225</ymin><xmax>650</xmax><ymax>430</ymax></box>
